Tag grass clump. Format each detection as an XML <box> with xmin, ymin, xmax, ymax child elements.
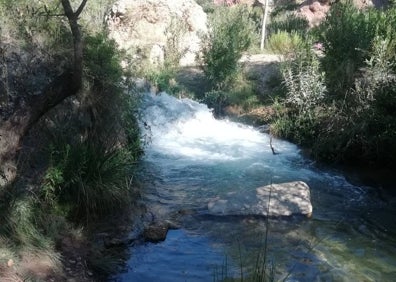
<box><xmin>267</xmin><ymin>31</ymin><xmax>304</xmax><ymax>56</ymax></box>
<box><xmin>42</xmin><ymin>142</ymin><xmax>136</xmax><ymax>222</ymax></box>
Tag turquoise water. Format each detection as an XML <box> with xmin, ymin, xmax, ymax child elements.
<box><xmin>113</xmin><ymin>93</ymin><xmax>396</xmax><ymax>281</ymax></box>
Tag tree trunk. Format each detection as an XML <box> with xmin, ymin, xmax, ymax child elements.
<box><xmin>0</xmin><ymin>0</ymin><xmax>87</xmax><ymax>187</ymax></box>
<box><xmin>260</xmin><ymin>0</ymin><xmax>269</xmax><ymax>51</ymax></box>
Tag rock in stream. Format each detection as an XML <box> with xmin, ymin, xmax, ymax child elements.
<box><xmin>208</xmin><ymin>181</ymin><xmax>313</xmax><ymax>218</ymax></box>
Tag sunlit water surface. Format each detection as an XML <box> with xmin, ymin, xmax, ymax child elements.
<box><xmin>113</xmin><ymin>93</ymin><xmax>396</xmax><ymax>281</ymax></box>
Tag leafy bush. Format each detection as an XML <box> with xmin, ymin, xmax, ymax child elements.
<box><xmin>267</xmin><ymin>31</ymin><xmax>304</xmax><ymax>56</ymax></box>
<box><xmin>83</xmin><ymin>31</ymin><xmax>142</xmax><ymax>157</ymax></box>
<box><xmin>268</xmin><ymin>13</ymin><xmax>309</xmax><ymax>36</ymax></box>
<box><xmin>164</xmin><ymin>17</ymin><xmax>188</xmax><ymax>68</ymax></box>
<box><xmin>280</xmin><ymin>47</ymin><xmax>326</xmax><ymax>115</ymax></box>
<box><xmin>271</xmin><ymin>39</ymin><xmax>326</xmax><ymax>145</ymax></box>
<box><xmin>316</xmin><ymin>2</ymin><xmax>392</xmax><ymax>96</ymax></box>
<box><xmin>314</xmin><ymin>33</ymin><xmax>396</xmax><ymax>163</ymax></box>
<box><xmin>308</xmin><ymin>4</ymin><xmax>396</xmax><ymax>164</ymax></box>
<box><xmin>273</xmin><ymin>5</ymin><xmax>396</xmax><ymax>164</ymax></box>
<box><xmin>146</xmin><ymin>67</ymin><xmax>182</xmax><ymax>94</ymax></box>
<box><xmin>203</xmin><ymin>90</ymin><xmax>229</xmax><ymax>116</ymax></box>
<box><xmin>195</xmin><ymin>0</ymin><xmax>216</xmax><ymax>14</ymax></box>
<box><xmin>227</xmin><ymin>72</ymin><xmax>259</xmax><ymax>110</ymax></box>
<box><xmin>200</xmin><ymin>5</ymin><xmax>256</xmax><ymax>90</ymax></box>
<box><xmin>84</xmin><ymin>32</ymin><xmax>123</xmax><ymax>89</ymax></box>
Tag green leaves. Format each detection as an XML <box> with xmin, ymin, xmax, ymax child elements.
<box><xmin>201</xmin><ymin>6</ymin><xmax>256</xmax><ymax>89</ymax></box>
<box><xmin>42</xmin><ymin>141</ymin><xmax>135</xmax><ymax>222</ymax></box>
<box><xmin>84</xmin><ymin>32</ymin><xmax>123</xmax><ymax>88</ymax></box>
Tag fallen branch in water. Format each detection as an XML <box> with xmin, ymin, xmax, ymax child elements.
<box><xmin>270</xmin><ymin>135</ymin><xmax>278</xmax><ymax>155</ymax></box>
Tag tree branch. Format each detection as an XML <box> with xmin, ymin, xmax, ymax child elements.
<box><xmin>60</xmin><ymin>0</ymin><xmax>84</xmax><ymax>91</ymax></box>
<box><xmin>60</xmin><ymin>0</ymin><xmax>74</xmax><ymax>19</ymax></box>
<box><xmin>0</xmin><ymin>1</ymin><xmax>87</xmax><ymax>186</ymax></box>
<box><xmin>75</xmin><ymin>0</ymin><xmax>88</xmax><ymax>18</ymax></box>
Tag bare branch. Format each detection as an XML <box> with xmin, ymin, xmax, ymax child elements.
<box><xmin>75</xmin><ymin>0</ymin><xmax>88</xmax><ymax>18</ymax></box>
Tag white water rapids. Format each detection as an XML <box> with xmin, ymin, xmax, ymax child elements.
<box><xmin>114</xmin><ymin>93</ymin><xmax>396</xmax><ymax>282</ymax></box>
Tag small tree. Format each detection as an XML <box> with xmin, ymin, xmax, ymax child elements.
<box><xmin>0</xmin><ymin>0</ymin><xmax>87</xmax><ymax>187</ymax></box>
<box><xmin>200</xmin><ymin>5</ymin><xmax>256</xmax><ymax>90</ymax></box>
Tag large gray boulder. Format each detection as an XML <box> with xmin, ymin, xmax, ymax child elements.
<box><xmin>106</xmin><ymin>0</ymin><xmax>207</xmax><ymax>66</ymax></box>
<box><xmin>208</xmin><ymin>181</ymin><xmax>313</xmax><ymax>218</ymax></box>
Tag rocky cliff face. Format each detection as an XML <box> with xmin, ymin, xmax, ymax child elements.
<box><xmin>106</xmin><ymin>0</ymin><xmax>207</xmax><ymax>67</ymax></box>
<box><xmin>297</xmin><ymin>0</ymin><xmax>387</xmax><ymax>27</ymax></box>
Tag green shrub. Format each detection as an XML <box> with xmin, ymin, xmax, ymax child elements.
<box><xmin>83</xmin><ymin>31</ymin><xmax>142</xmax><ymax>159</ymax></box>
<box><xmin>280</xmin><ymin>47</ymin><xmax>326</xmax><ymax>115</ymax></box>
<box><xmin>271</xmin><ymin>40</ymin><xmax>326</xmax><ymax>146</ymax></box>
<box><xmin>203</xmin><ymin>90</ymin><xmax>229</xmax><ymax>116</ymax></box>
<box><xmin>164</xmin><ymin>17</ymin><xmax>188</xmax><ymax>68</ymax></box>
<box><xmin>84</xmin><ymin>32</ymin><xmax>123</xmax><ymax>89</ymax></box>
<box><xmin>270</xmin><ymin>2</ymin><xmax>301</xmax><ymax>18</ymax></box>
<box><xmin>200</xmin><ymin>5</ymin><xmax>256</xmax><ymax>90</ymax></box>
<box><xmin>305</xmin><ymin>4</ymin><xmax>396</xmax><ymax>164</ymax></box>
<box><xmin>315</xmin><ymin>2</ymin><xmax>395</xmax><ymax>96</ymax></box>
<box><xmin>267</xmin><ymin>31</ymin><xmax>304</xmax><ymax>56</ymax></box>
<box><xmin>268</xmin><ymin>13</ymin><xmax>309</xmax><ymax>36</ymax></box>
<box><xmin>195</xmin><ymin>0</ymin><xmax>216</xmax><ymax>14</ymax></box>
<box><xmin>227</xmin><ymin>72</ymin><xmax>259</xmax><ymax>110</ymax></box>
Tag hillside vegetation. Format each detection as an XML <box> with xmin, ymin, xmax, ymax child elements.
<box><xmin>193</xmin><ymin>0</ymin><xmax>396</xmax><ymax>167</ymax></box>
<box><xmin>0</xmin><ymin>0</ymin><xmax>395</xmax><ymax>280</ymax></box>
<box><xmin>1</xmin><ymin>0</ymin><xmax>142</xmax><ymax>280</ymax></box>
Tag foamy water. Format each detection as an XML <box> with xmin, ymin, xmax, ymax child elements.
<box><xmin>114</xmin><ymin>93</ymin><xmax>396</xmax><ymax>281</ymax></box>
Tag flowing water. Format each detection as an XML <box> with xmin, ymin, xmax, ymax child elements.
<box><xmin>114</xmin><ymin>93</ymin><xmax>396</xmax><ymax>281</ymax></box>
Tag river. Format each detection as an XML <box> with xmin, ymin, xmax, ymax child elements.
<box><xmin>113</xmin><ymin>92</ymin><xmax>396</xmax><ymax>281</ymax></box>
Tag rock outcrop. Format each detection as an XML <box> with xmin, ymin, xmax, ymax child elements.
<box><xmin>298</xmin><ymin>0</ymin><xmax>387</xmax><ymax>27</ymax></box>
<box><xmin>106</xmin><ymin>0</ymin><xmax>207</xmax><ymax>67</ymax></box>
<box><xmin>208</xmin><ymin>181</ymin><xmax>313</xmax><ymax>217</ymax></box>
<box><xmin>298</xmin><ymin>0</ymin><xmax>331</xmax><ymax>27</ymax></box>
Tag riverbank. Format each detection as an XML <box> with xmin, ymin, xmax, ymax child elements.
<box><xmin>175</xmin><ymin>51</ymin><xmax>396</xmax><ymax>188</ymax></box>
<box><xmin>112</xmin><ymin>92</ymin><xmax>396</xmax><ymax>281</ymax></box>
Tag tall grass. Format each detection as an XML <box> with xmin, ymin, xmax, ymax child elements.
<box><xmin>42</xmin><ymin>141</ymin><xmax>136</xmax><ymax>222</ymax></box>
<box><xmin>213</xmin><ymin>186</ymin><xmax>276</xmax><ymax>282</ymax></box>
<box><xmin>267</xmin><ymin>31</ymin><xmax>304</xmax><ymax>56</ymax></box>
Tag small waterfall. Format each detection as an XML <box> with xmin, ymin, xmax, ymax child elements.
<box><xmin>114</xmin><ymin>92</ymin><xmax>396</xmax><ymax>282</ymax></box>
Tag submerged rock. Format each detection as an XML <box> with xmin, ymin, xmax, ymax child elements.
<box><xmin>256</xmin><ymin>181</ymin><xmax>313</xmax><ymax>217</ymax></box>
<box><xmin>208</xmin><ymin>181</ymin><xmax>313</xmax><ymax>218</ymax></box>
<box><xmin>143</xmin><ymin>222</ymin><xmax>169</xmax><ymax>243</ymax></box>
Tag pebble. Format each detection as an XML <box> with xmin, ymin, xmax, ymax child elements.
<box><xmin>7</xmin><ymin>259</ymin><xmax>14</xmax><ymax>267</ymax></box>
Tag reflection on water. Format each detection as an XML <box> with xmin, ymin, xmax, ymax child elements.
<box><xmin>114</xmin><ymin>93</ymin><xmax>396</xmax><ymax>281</ymax></box>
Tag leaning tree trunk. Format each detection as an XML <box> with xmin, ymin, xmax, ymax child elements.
<box><xmin>0</xmin><ymin>0</ymin><xmax>87</xmax><ymax>187</ymax></box>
